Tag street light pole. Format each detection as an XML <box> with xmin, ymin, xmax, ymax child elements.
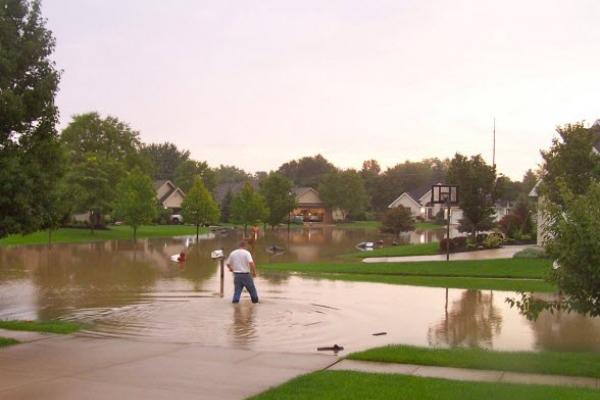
<box><xmin>446</xmin><ymin>196</ymin><xmax>451</xmax><ymax>262</ymax></box>
<box><xmin>288</xmin><ymin>190</ymin><xmax>292</xmax><ymax>234</ymax></box>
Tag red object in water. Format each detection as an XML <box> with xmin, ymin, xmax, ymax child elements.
<box><xmin>178</xmin><ymin>252</ymin><xmax>186</xmax><ymax>262</ymax></box>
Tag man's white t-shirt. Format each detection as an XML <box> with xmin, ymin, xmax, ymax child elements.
<box><xmin>226</xmin><ymin>249</ymin><xmax>254</xmax><ymax>273</ymax></box>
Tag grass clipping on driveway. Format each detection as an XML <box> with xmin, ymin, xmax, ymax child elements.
<box><xmin>248</xmin><ymin>371</ymin><xmax>599</xmax><ymax>400</ymax></box>
<box><xmin>349</xmin><ymin>345</ymin><xmax>600</xmax><ymax>379</ymax></box>
<box><xmin>0</xmin><ymin>320</ymin><xmax>83</xmax><ymax>334</ymax></box>
<box><xmin>0</xmin><ymin>337</ymin><xmax>19</xmax><ymax>347</ymax></box>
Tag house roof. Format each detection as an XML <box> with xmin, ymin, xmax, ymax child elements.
<box><xmin>154</xmin><ymin>180</ymin><xmax>171</xmax><ymax>190</ymax></box>
<box><xmin>292</xmin><ymin>187</ymin><xmax>314</xmax><ymax>197</ymax></box>
<box><xmin>408</xmin><ymin>183</ymin><xmax>436</xmax><ymax>202</ymax></box>
<box><xmin>154</xmin><ymin>180</ymin><xmax>184</xmax><ymax>205</ymax></box>
<box><xmin>213</xmin><ymin>181</ymin><xmax>258</xmax><ymax>206</ymax></box>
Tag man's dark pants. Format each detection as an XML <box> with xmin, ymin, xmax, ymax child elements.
<box><xmin>232</xmin><ymin>273</ymin><xmax>259</xmax><ymax>303</ymax></box>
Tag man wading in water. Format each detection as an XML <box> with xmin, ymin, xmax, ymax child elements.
<box><xmin>226</xmin><ymin>240</ymin><xmax>259</xmax><ymax>304</ymax></box>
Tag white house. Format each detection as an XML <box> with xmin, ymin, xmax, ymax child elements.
<box><xmin>154</xmin><ymin>180</ymin><xmax>186</xmax><ymax>213</ymax></box>
<box><xmin>388</xmin><ymin>183</ymin><xmax>463</xmax><ymax>224</ymax></box>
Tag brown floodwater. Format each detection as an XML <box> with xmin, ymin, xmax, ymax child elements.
<box><xmin>0</xmin><ymin>227</ymin><xmax>599</xmax><ymax>354</ymax></box>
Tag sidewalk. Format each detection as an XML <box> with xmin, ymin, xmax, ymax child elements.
<box><xmin>328</xmin><ymin>359</ymin><xmax>599</xmax><ymax>389</ymax></box>
<box><xmin>0</xmin><ymin>334</ymin><xmax>337</xmax><ymax>400</ymax></box>
<box><xmin>362</xmin><ymin>245</ymin><xmax>533</xmax><ymax>263</ymax></box>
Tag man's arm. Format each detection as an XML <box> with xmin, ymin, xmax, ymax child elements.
<box><xmin>250</xmin><ymin>261</ymin><xmax>257</xmax><ymax>277</ymax></box>
<box><xmin>225</xmin><ymin>257</ymin><xmax>233</xmax><ymax>272</ymax></box>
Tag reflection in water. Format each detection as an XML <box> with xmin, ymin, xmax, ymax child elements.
<box><xmin>229</xmin><ymin>303</ymin><xmax>256</xmax><ymax>349</ymax></box>
<box><xmin>531</xmin><ymin>309</ymin><xmax>600</xmax><ymax>352</ymax></box>
<box><xmin>429</xmin><ymin>290</ymin><xmax>503</xmax><ymax>348</ymax></box>
<box><xmin>0</xmin><ymin>228</ymin><xmax>599</xmax><ymax>353</ymax></box>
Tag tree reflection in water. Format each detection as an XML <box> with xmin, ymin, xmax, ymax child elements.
<box><xmin>530</xmin><ymin>308</ymin><xmax>600</xmax><ymax>352</ymax></box>
<box><xmin>429</xmin><ymin>289</ymin><xmax>503</xmax><ymax>348</ymax></box>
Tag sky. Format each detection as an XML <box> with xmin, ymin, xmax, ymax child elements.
<box><xmin>42</xmin><ymin>0</ymin><xmax>600</xmax><ymax>180</ymax></box>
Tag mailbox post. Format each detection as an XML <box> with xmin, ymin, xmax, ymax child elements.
<box><xmin>211</xmin><ymin>249</ymin><xmax>225</xmax><ymax>297</ymax></box>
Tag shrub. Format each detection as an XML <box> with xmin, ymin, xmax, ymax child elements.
<box><xmin>513</xmin><ymin>247</ymin><xmax>547</xmax><ymax>259</ymax></box>
<box><xmin>439</xmin><ymin>236</ymin><xmax>468</xmax><ymax>252</ymax></box>
<box><xmin>483</xmin><ymin>233</ymin><xmax>503</xmax><ymax>249</ymax></box>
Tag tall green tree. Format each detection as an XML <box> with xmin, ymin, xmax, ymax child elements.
<box><xmin>181</xmin><ymin>177</ymin><xmax>220</xmax><ymax>240</ymax></box>
<box><xmin>539</xmin><ymin>122</ymin><xmax>600</xmax><ymax>207</ymax></box>
<box><xmin>230</xmin><ymin>182</ymin><xmax>268</xmax><ymax>234</ymax></box>
<box><xmin>360</xmin><ymin>159</ymin><xmax>381</xmax><ymax>212</ymax></box>
<box><xmin>60</xmin><ymin>112</ymin><xmax>148</xmax><ymax>223</ymax></box>
<box><xmin>65</xmin><ymin>155</ymin><xmax>114</xmax><ymax>233</ymax></box>
<box><xmin>114</xmin><ymin>170</ymin><xmax>158</xmax><ymax>240</ymax></box>
<box><xmin>61</xmin><ymin>112</ymin><xmax>147</xmax><ymax>170</ymax></box>
<box><xmin>220</xmin><ymin>190</ymin><xmax>233</xmax><ymax>223</ymax></box>
<box><xmin>447</xmin><ymin>154</ymin><xmax>497</xmax><ymax>236</ymax></box>
<box><xmin>380</xmin><ymin>207</ymin><xmax>415</xmax><ymax>238</ymax></box>
<box><xmin>174</xmin><ymin>159</ymin><xmax>216</xmax><ymax>193</ymax></box>
<box><xmin>319</xmin><ymin>169</ymin><xmax>367</xmax><ymax>221</ymax></box>
<box><xmin>0</xmin><ymin>0</ymin><xmax>63</xmax><ymax>238</ymax></box>
<box><xmin>259</xmin><ymin>172</ymin><xmax>296</xmax><ymax>228</ymax></box>
<box><xmin>141</xmin><ymin>142</ymin><xmax>190</xmax><ymax>181</ymax></box>
<box><xmin>277</xmin><ymin>154</ymin><xmax>336</xmax><ymax>188</ymax></box>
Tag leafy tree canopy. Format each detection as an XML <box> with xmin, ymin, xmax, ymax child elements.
<box><xmin>0</xmin><ymin>0</ymin><xmax>63</xmax><ymax>238</ymax></box>
<box><xmin>539</xmin><ymin>122</ymin><xmax>600</xmax><ymax>207</ymax></box>
<box><xmin>259</xmin><ymin>172</ymin><xmax>296</xmax><ymax>228</ymax></box>
<box><xmin>447</xmin><ymin>154</ymin><xmax>497</xmax><ymax>235</ymax></box>
<box><xmin>277</xmin><ymin>154</ymin><xmax>336</xmax><ymax>188</ymax></box>
<box><xmin>141</xmin><ymin>142</ymin><xmax>190</xmax><ymax>181</ymax></box>
<box><xmin>230</xmin><ymin>182</ymin><xmax>268</xmax><ymax>231</ymax></box>
<box><xmin>380</xmin><ymin>206</ymin><xmax>415</xmax><ymax>238</ymax></box>
<box><xmin>319</xmin><ymin>169</ymin><xmax>368</xmax><ymax>221</ymax></box>
<box><xmin>114</xmin><ymin>170</ymin><xmax>157</xmax><ymax>240</ymax></box>
<box><xmin>214</xmin><ymin>164</ymin><xmax>250</xmax><ymax>185</ymax></box>
<box><xmin>181</xmin><ymin>177</ymin><xmax>220</xmax><ymax>239</ymax></box>
<box><xmin>371</xmin><ymin>158</ymin><xmax>448</xmax><ymax>211</ymax></box>
<box><xmin>174</xmin><ymin>159</ymin><xmax>216</xmax><ymax>193</ymax></box>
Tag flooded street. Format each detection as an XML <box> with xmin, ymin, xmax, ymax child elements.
<box><xmin>1</xmin><ymin>227</ymin><xmax>599</xmax><ymax>354</ymax></box>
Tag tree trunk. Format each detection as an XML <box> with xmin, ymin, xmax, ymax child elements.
<box><xmin>48</xmin><ymin>229</ymin><xmax>52</xmax><ymax>246</ymax></box>
<box><xmin>196</xmin><ymin>224</ymin><xmax>200</xmax><ymax>240</ymax></box>
<box><xmin>89</xmin><ymin>211</ymin><xmax>94</xmax><ymax>235</ymax></box>
<box><xmin>133</xmin><ymin>226</ymin><xmax>137</xmax><ymax>241</ymax></box>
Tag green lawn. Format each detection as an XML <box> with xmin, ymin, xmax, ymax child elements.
<box><xmin>261</xmin><ymin>258</ymin><xmax>554</xmax><ymax>292</ymax></box>
<box><xmin>263</xmin><ymin>258</ymin><xmax>551</xmax><ymax>279</ymax></box>
<box><xmin>345</xmin><ymin>242</ymin><xmax>440</xmax><ymax>259</ymax></box>
<box><xmin>261</xmin><ymin>258</ymin><xmax>556</xmax><ymax>292</ymax></box>
<box><xmin>349</xmin><ymin>345</ymin><xmax>600</xmax><ymax>379</ymax></box>
<box><xmin>248</xmin><ymin>371</ymin><xmax>599</xmax><ymax>400</ymax></box>
<box><xmin>0</xmin><ymin>320</ymin><xmax>83</xmax><ymax>334</ymax></box>
<box><xmin>0</xmin><ymin>225</ymin><xmax>209</xmax><ymax>246</ymax></box>
<box><xmin>0</xmin><ymin>337</ymin><xmax>19</xmax><ymax>348</ymax></box>
<box><xmin>293</xmin><ymin>272</ymin><xmax>554</xmax><ymax>292</ymax></box>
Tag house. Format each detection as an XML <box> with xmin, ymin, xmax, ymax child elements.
<box><xmin>213</xmin><ymin>181</ymin><xmax>259</xmax><ymax>208</ymax></box>
<box><xmin>494</xmin><ymin>200</ymin><xmax>513</xmax><ymax>222</ymax></box>
<box><xmin>388</xmin><ymin>182</ymin><xmax>464</xmax><ymax>223</ymax></box>
<box><xmin>154</xmin><ymin>180</ymin><xmax>186</xmax><ymax>213</ymax></box>
<box><xmin>291</xmin><ymin>187</ymin><xmax>343</xmax><ymax>223</ymax></box>
<box><xmin>530</xmin><ymin>120</ymin><xmax>600</xmax><ymax>245</ymax></box>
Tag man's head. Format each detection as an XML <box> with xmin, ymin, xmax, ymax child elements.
<box><xmin>239</xmin><ymin>240</ymin><xmax>248</xmax><ymax>249</ymax></box>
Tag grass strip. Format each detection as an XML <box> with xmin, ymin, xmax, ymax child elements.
<box><xmin>263</xmin><ymin>258</ymin><xmax>551</xmax><ymax>279</ymax></box>
<box><xmin>0</xmin><ymin>320</ymin><xmax>83</xmax><ymax>334</ymax></box>
<box><xmin>0</xmin><ymin>337</ymin><xmax>19</xmax><ymax>348</ymax></box>
<box><xmin>0</xmin><ymin>225</ymin><xmax>209</xmax><ymax>246</ymax></box>
<box><xmin>292</xmin><ymin>272</ymin><xmax>555</xmax><ymax>292</ymax></box>
<box><xmin>348</xmin><ymin>345</ymin><xmax>600</xmax><ymax>379</ymax></box>
<box><xmin>345</xmin><ymin>242</ymin><xmax>440</xmax><ymax>259</ymax></box>
<box><xmin>248</xmin><ymin>371</ymin><xmax>599</xmax><ymax>400</ymax></box>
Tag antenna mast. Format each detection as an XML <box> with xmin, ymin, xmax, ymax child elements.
<box><xmin>492</xmin><ymin>117</ymin><xmax>496</xmax><ymax>170</ymax></box>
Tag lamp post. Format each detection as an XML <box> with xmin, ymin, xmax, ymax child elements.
<box><xmin>431</xmin><ymin>184</ymin><xmax>459</xmax><ymax>262</ymax></box>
